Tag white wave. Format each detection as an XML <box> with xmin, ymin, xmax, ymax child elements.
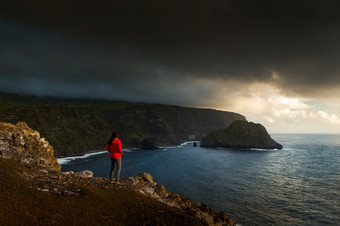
<box><xmin>57</xmin><ymin>148</ymin><xmax>140</xmax><ymax>165</ymax></box>
<box><xmin>159</xmin><ymin>141</ymin><xmax>200</xmax><ymax>149</ymax></box>
<box><xmin>180</xmin><ymin>141</ymin><xmax>200</xmax><ymax>146</ymax></box>
<box><xmin>123</xmin><ymin>148</ymin><xmax>140</xmax><ymax>152</ymax></box>
<box><xmin>57</xmin><ymin>150</ymin><xmax>108</xmax><ymax>165</ymax></box>
<box><xmin>159</xmin><ymin>146</ymin><xmax>180</xmax><ymax>149</ymax></box>
<box><xmin>249</xmin><ymin>148</ymin><xmax>277</xmax><ymax>151</ymax></box>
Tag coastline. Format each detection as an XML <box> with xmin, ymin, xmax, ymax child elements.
<box><xmin>57</xmin><ymin>148</ymin><xmax>144</xmax><ymax>165</ymax></box>
<box><xmin>57</xmin><ymin>140</ymin><xmax>283</xmax><ymax>166</ymax></box>
<box><xmin>57</xmin><ymin>141</ymin><xmax>201</xmax><ymax>165</ymax></box>
<box><xmin>57</xmin><ymin>150</ymin><xmax>108</xmax><ymax>165</ymax></box>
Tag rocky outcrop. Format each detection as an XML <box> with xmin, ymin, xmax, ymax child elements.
<box><xmin>130</xmin><ymin>172</ymin><xmax>235</xmax><ymax>226</ymax></box>
<box><xmin>0</xmin><ymin>122</ymin><xmax>60</xmax><ymax>170</ymax></box>
<box><xmin>201</xmin><ymin>120</ymin><xmax>282</xmax><ymax>149</ymax></box>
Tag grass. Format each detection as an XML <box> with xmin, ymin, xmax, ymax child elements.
<box><xmin>0</xmin><ymin>106</ymin><xmax>15</xmax><ymax>111</ymax></box>
<box><xmin>0</xmin><ymin>158</ymin><xmax>205</xmax><ymax>225</ymax></box>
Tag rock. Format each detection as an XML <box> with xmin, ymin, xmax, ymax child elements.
<box><xmin>132</xmin><ymin>172</ymin><xmax>235</xmax><ymax>225</ymax></box>
<box><xmin>136</xmin><ymin>172</ymin><xmax>154</xmax><ymax>184</ymax></box>
<box><xmin>200</xmin><ymin>120</ymin><xmax>282</xmax><ymax>150</ymax></box>
<box><xmin>128</xmin><ymin>177</ymin><xmax>138</xmax><ymax>185</ymax></box>
<box><xmin>37</xmin><ymin>188</ymin><xmax>49</xmax><ymax>192</ymax></box>
<box><xmin>0</xmin><ymin>122</ymin><xmax>61</xmax><ymax>170</ymax></box>
<box><xmin>40</xmin><ymin>169</ymin><xmax>49</xmax><ymax>174</ymax></box>
<box><xmin>197</xmin><ymin>202</ymin><xmax>207</xmax><ymax>209</ymax></box>
<box><xmin>156</xmin><ymin>184</ymin><xmax>168</xmax><ymax>197</ymax></box>
<box><xmin>63</xmin><ymin>190</ymin><xmax>77</xmax><ymax>195</ymax></box>
<box><xmin>47</xmin><ymin>175</ymin><xmax>59</xmax><ymax>180</ymax></box>
<box><xmin>139</xmin><ymin>138</ymin><xmax>159</xmax><ymax>149</ymax></box>
<box><xmin>142</xmin><ymin>186</ymin><xmax>158</xmax><ymax>197</ymax></box>
<box><xmin>62</xmin><ymin>171</ymin><xmax>74</xmax><ymax>175</ymax></box>
<box><xmin>75</xmin><ymin>170</ymin><xmax>93</xmax><ymax>178</ymax></box>
<box><xmin>216</xmin><ymin>211</ymin><xmax>228</xmax><ymax>223</ymax></box>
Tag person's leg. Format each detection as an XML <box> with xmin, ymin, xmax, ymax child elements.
<box><xmin>115</xmin><ymin>158</ymin><xmax>121</xmax><ymax>182</ymax></box>
<box><xmin>110</xmin><ymin>158</ymin><xmax>116</xmax><ymax>181</ymax></box>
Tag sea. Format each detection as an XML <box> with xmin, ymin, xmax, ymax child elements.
<box><xmin>58</xmin><ymin>134</ymin><xmax>340</xmax><ymax>226</ymax></box>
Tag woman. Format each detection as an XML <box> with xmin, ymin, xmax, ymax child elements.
<box><xmin>106</xmin><ymin>130</ymin><xmax>123</xmax><ymax>184</ymax></box>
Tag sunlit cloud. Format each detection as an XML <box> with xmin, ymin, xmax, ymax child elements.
<box><xmin>316</xmin><ymin>111</ymin><xmax>340</xmax><ymax>124</ymax></box>
<box><xmin>211</xmin><ymin>82</ymin><xmax>340</xmax><ymax>133</ymax></box>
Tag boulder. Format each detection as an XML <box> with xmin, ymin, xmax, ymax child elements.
<box><xmin>0</xmin><ymin>122</ymin><xmax>61</xmax><ymax>171</ymax></box>
<box><xmin>75</xmin><ymin>170</ymin><xmax>93</xmax><ymax>178</ymax></box>
<box><xmin>136</xmin><ymin>172</ymin><xmax>155</xmax><ymax>184</ymax></box>
<box><xmin>200</xmin><ymin>120</ymin><xmax>282</xmax><ymax>149</ymax></box>
<box><xmin>155</xmin><ymin>184</ymin><xmax>169</xmax><ymax>197</ymax></box>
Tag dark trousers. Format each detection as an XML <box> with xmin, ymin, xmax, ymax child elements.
<box><xmin>110</xmin><ymin>158</ymin><xmax>121</xmax><ymax>182</ymax></box>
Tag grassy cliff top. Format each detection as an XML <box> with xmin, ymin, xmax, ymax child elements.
<box><xmin>1</xmin><ymin>158</ymin><xmax>234</xmax><ymax>225</ymax></box>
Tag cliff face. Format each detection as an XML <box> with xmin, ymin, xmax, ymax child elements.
<box><xmin>200</xmin><ymin>120</ymin><xmax>282</xmax><ymax>149</ymax></box>
<box><xmin>0</xmin><ymin>92</ymin><xmax>246</xmax><ymax>156</ymax></box>
<box><xmin>0</xmin><ymin>122</ymin><xmax>60</xmax><ymax>170</ymax></box>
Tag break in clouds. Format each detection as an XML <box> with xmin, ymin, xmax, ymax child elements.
<box><xmin>1</xmin><ymin>0</ymin><xmax>340</xmax><ymax>132</ymax></box>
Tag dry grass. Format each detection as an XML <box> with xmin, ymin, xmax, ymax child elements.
<box><xmin>0</xmin><ymin>158</ymin><xmax>205</xmax><ymax>225</ymax></box>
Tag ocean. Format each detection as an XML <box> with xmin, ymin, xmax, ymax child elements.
<box><xmin>59</xmin><ymin>134</ymin><xmax>340</xmax><ymax>225</ymax></box>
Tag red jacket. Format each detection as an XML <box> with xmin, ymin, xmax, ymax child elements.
<box><xmin>106</xmin><ymin>138</ymin><xmax>123</xmax><ymax>159</ymax></box>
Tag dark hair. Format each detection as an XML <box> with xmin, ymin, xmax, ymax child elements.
<box><xmin>107</xmin><ymin>131</ymin><xmax>118</xmax><ymax>144</ymax></box>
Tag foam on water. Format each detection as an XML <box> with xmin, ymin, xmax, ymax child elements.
<box><xmin>159</xmin><ymin>146</ymin><xmax>180</xmax><ymax>149</ymax></box>
<box><xmin>57</xmin><ymin>152</ymin><xmax>104</xmax><ymax>165</ymax></box>
<box><xmin>57</xmin><ymin>148</ymin><xmax>138</xmax><ymax>165</ymax></box>
<box><xmin>180</xmin><ymin>141</ymin><xmax>200</xmax><ymax>146</ymax></box>
<box><xmin>249</xmin><ymin>148</ymin><xmax>278</xmax><ymax>151</ymax></box>
<box><xmin>124</xmin><ymin>148</ymin><xmax>139</xmax><ymax>152</ymax></box>
<box><xmin>160</xmin><ymin>141</ymin><xmax>200</xmax><ymax>149</ymax></box>
<box><xmin>57</xmin><ymin>151</ymin><xmax>108</xmax><ymax>165</ymax></box>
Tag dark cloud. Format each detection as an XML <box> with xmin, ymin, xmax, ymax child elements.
<box><xmin>1</xmin><ymin>0</ymin><xmax>340</xmax><ymax>105</ymax></box>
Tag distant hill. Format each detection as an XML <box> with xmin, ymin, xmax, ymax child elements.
<box><xmin>0</xmin><ymin>92</ymin><xmax>246</xmax><ymax>156</ymax></box>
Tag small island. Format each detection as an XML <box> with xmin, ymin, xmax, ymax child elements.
<box><xmin>200</xmin><ymin>120</ymin><xmax>282</xmax><ymax>150</ymax></box>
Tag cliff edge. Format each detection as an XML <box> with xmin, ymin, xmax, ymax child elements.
<box><xmin>0</xmin><ymin>122</ymin><xmax>235</xmax><ymax>226</ymax></box>
<box><xmin>200</xmin><ymin>120</ymin><xmax>282</xmax><ymax>149</ymax></box>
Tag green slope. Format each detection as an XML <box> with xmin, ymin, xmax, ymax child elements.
<box><xmin>0</xmin><ymin>92</ymin><xmax>246</xmax><ymax>156</ymax></box>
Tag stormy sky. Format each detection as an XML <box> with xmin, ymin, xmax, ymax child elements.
<box><xmin>1</xmin><ymin>0</ymin><xmax>340</xmax><ymax>133</ymax></box>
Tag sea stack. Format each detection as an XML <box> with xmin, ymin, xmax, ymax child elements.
<box><xmin>200</xmin><ymin>120</ymin><xmax>282</xmax><ymax>150</ymax></box>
